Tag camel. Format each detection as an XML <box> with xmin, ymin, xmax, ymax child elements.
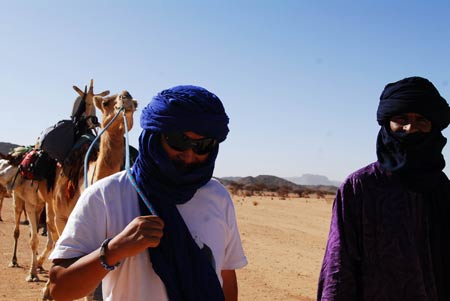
<box><xmin>41</xmin><ymin>86</ymin><xmax>137</xmax><ymax>301</ymax></box>
<box><xmin>51</xmin><ymin>89</ymin><xmax>137</xmax><ymax>236</ymax></box>
<box><xmin>0</xmin><ymin>148</ymin><xmax>55</xmax><ymax>279</ymax></box>
<box><xmin>0</xmin><ymin>80</ymin><xmax>110</xmax><ymax>286</ymax></box>
<box><xmin>0</xmin><ymin>158</ymin><xmax>30</xmax><ymax>224</ymax></box>
<box><xmin>12</xmin><ymin>173</ymin><xmax>48</xmax><ymax>280</ymax></box>
<box><xmin>34</xmin><ymin>80</ymin><xmax>111</xmax><ymax>280</ymax></box>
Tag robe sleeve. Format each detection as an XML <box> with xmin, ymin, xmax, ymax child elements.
<box><xmin>317</xmin><ymin>177</ymin><xmax>362</xmax><ymax>301</ymax></box>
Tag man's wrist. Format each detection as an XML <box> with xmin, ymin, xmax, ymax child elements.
<box><xmin>99</xmin><ymin>238</ymin><xmax>121</xmax><ymax>271</ymax></box>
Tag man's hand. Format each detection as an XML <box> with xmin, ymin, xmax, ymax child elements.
<box><xmin>105</xmin><ymin>215</ymin><xmax>164</xmax><ymax>265</ymax></box>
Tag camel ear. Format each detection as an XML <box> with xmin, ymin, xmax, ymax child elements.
<box><xmin>103</xmin><ymin>95</ymin><xmax>117</xmax><ymax>106</ymax></box>
<box><xmin>94</xmin><ymin>95</ymin><xmax>104</xmax><ymax>109</ymax></box>
<box><xmin>73</xmin><ymin>85</ymin><xmax>84</xmax><ymax>97</ymax></box>
<box><xmin>96</xmin><ymin>90</ymin><xmax>110</xmax><ymax>97</ymax></box>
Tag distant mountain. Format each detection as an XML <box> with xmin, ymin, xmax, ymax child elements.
<box><xmin>221</xmin><ymin>175</ymin><xmax>299</xmax><ymax>189</ymax></box>
<box><xmin>284</xmin><ymin>174</ymin><xmax>341</xmax><ymax>187</ymax></box>
<box><xmin>219</xmin><ymin>175</ymin><xmax>337</xmax><ymax>194</ymax></box>
<box><xmin>0</xmin><ymin>142</ymin><xmax>20</xmax><ymax>155</ymax></box>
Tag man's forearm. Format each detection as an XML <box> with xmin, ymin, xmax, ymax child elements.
<box><xmin>49</xmin><ymin>249</ymin><xmax>109</xmax><ymax>300</ymax></box>
<box><xmin>222</xmin><ymin>270</ymin><xmax>238</xmax><ymax>301</ymax></box>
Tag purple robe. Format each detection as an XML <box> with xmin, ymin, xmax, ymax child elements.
<box><xmin>318</xmin><ymin>162</ymin><xmax>450</xmax><ymax>301</ymax></box>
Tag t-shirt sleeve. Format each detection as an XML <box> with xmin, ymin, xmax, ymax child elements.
<box><xmin>221</xmin><ymin>192</ymin><xmax>248</xmax><ymax>270</ymax></box>
<box><xmin>49</xmin><ymin>185</ymin><xmax>107</xmax><ymax>260</ymax></box>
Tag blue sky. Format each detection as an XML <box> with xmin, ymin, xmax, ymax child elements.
<box><xmin>1</xmin><ymin>1</ymin><xmax>449</xmax><ymax>181</ymax></box>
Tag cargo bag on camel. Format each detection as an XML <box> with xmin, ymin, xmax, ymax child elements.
<box><xmin>36</xmin><ymin>86</ymin><xmax>99</xmax><ymax>163</ymax></box>
<box><xmin>19</xmin><ymin>149</ymin><xmax>55</xmax><ymax>181</ymax></box>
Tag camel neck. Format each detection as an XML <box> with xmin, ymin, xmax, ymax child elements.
<box><xmin>94</xmin><ymin>130</ymin><xmax>125</xmax><ymax>181</ymax></box>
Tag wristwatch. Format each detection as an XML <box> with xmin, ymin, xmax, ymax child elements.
<box><xmin>99</xmin><ymin>238</ymin><xmax>121</xmax><ymax>271</ymax></box>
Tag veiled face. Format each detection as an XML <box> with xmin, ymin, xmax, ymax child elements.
<box><xmin>161</xmin><ymin>131</ymin><xmax>210</xmax><ymax>172</ymax></box>
<box><xmin>389</xmin><ymin>112</ymin><xmax>432</xmax><ymax>134</ymax></box>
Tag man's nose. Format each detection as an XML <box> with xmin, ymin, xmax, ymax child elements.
<box><xmin>178</xmin><ymin>148</ymin><xmax>195</xmax><ymax>164</ymax></box>
<box><xmin>403</xmin><ymin>123</ymin><xmax>418</xmax><ymax>133</ymax></box>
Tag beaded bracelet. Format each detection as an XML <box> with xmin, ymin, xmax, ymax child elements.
<box><xmin>99</xmin><ymin>238</ymin><xmax>121</xmax><ymax>271</ymax></box>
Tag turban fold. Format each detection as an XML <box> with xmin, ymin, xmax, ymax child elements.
<box><xmin>377</xmin><ymin>76</ymin><xmax>450</xmax><ymax>130</ymax></box>
<box><xmin>141</xmin><ymin>85</ymin><xmax>229</xmax><ymax>141</ymax></box>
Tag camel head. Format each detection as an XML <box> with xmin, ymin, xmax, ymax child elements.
<box><xmin>0</xmin><ymin>159</ymin><xmax>18</xmax><ymax>191</ymax></box>
<box><xmin>1</xmin><ymin>146</ymin><xmax>29</xmax><ymax>166</ymax></box>
<box><xmin>93</xmin><ymin>90</ymin><xmax>138</xmax><ymax>134</ymax></box>
<box><xmin>72</xmin><ymin>79</ymin><xmax>110</xmax><ymax>129</ymax></box>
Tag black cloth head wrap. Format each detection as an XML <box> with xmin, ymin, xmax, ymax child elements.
<box><xmin>377</xmin><ymin>76</ymin><xmax>450</xmax><ymax>130</ymax></box>
<box><xmin>131</xmin><ymin>85</ymin><xmax>229</xmax><ymax>301</ymax></box>
<box><xmin>376</xmin><ymin>76</ymin><xmax>449</xmax><ymax>190</ymax></box>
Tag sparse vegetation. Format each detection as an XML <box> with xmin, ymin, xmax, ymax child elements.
<box><xmin>219</xmin><ymin>175</ymin><xmax>337</xmax><ymax>199</ymax></box>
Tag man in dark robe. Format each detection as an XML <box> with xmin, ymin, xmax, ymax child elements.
<box><xmin>318</xmin><ymin>76</ymin><xmax>450</xmax><ymax>301</ymax></box>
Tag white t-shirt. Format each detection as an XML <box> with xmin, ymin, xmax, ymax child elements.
<box><xmin>50</xmin><ymin>171</ymin><xmax>247</xmax><ymax>301</ymax></box>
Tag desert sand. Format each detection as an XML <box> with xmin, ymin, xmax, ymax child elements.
<box><xmin>0</xmin><ymin>194</ymin><xmax>333</xmax><ymax>301</ymax></box>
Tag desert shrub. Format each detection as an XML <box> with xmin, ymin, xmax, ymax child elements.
<box><xmin>317</xmin><ymin>191</ymin><xmax>326</xmax><ymax>199</ymax></box>
<box><xmin>277</xmin><ymin>186</ymin><xmax>290</xmax><ymax>198</ymax></box>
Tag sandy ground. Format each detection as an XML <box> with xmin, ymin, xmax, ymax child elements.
<box><xmin>234</xmin><ymin>195</ymin><xmax>333</xmax><ymax>301</ymax></box>
<box><xmin>0</xmin><ymin>195</ymin><xmax>333</xmax><ymax>301</ymax></box>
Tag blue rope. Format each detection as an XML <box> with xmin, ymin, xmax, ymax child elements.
<box><xmin>122</xmin><ymin>111</ymin><xmax>158</xmax><ymax>216</ymax></box>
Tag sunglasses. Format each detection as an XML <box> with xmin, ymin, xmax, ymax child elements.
<box><xmin>162</xmin><ymin>132</ymin><xmax>218</xmax><ymax>155</ymax></box>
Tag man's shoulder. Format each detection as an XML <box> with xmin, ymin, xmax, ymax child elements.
<box><xmin>84</xmin><ymin>171</ymin><xmax>130</xmax><ymax>195</ymax></box>
<box><xmin>200</xmin><ymin>178</ymin><xmax>229</xmax><ymax>195</ymax></box>
<box><xmin>342</xmin><ymin>162</ymin><xmax>384</xmax><ymax>187</ymax></box>
<box><xmin>191</xmin><ymin>178</ymin><xmax>232</xmax><ymax>206</ymax></box>
<box><xmin>94</xmin><ymin>170</ymin><xmax>128</xmax><ymax>185</ymax></box>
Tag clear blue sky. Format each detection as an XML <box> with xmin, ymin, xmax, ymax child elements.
<box><xmin>1</xmin><ymin>1</ymin><xmax>449</xmax><ymax>181</ymax></box>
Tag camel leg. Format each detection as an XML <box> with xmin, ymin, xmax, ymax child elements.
<box><xmin>9</xmin><ymin>194</ymin><xmax>24</xmax><ymax>268</ymax></box>
<box><xmin>47</xmin><ymin>198</ymin><xmax>59</xmax><ymax>242</ymax></box>
<box><xmin>20</xmin><ymin>205</ymin><xmax>29</xmax><ymax>225</ymax></box>
<box><xmin>0</xmin><ymin>191</ymin><xmax>4</xmax><ymax>222</ymax></box>
<box><xmin>41</xmin><ymin>231</ymin><xmax>56</xmax><ymax>301</ymax></box>
<box><xmin>25</xmin><ymin>201</ymin><xmax>44</xmax><ymax>282</ymax></box>
<box><xmin>37</xmin><ymin>204</ymin><xmax>56</xmax><ymax>270</ymax></box>
<box><xmin>42</xmin><ymin>280</ymin><xmax>53</xmax><ymax>301</ymax></box>
<box><xmin>40</xmin><ymin>229</ymin><xmax>55</xmax><ymax>301</ymax></box>
<box><xmin>39</xmin><ymin>209</ymin><xmax>47</xmax><ymax>236</ymax></box>
<box><xmin>55</xmin><ymin>215</ymin><xmax>69</xmax><ymax>237</ymax></box>
<box><xmin>41</xmin><ymin>204</ymin><xmax>57</xmax><ymax>301</ymax></box>
<box><xmin>41</xmin><ymin>190</ymin><xmax>58</xmax><ymax>301</ymax></box>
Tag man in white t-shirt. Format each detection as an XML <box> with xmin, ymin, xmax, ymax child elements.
<box><xmin>49</xmin><ymin>85</ymin><xmax>247</xmax><ymax>301</ymax></box>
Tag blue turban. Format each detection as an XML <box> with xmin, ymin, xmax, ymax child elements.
<box><xmin>377</xmin><ymin>76</ymin><xmax>450</xmax><ymax>130</ymax></box>
<box><xmin>131</xmin><ymin>85</ymin><xmax>229</xmax><ymax>301</ymax></box>
<box><xmin>141</xmin><ymin>85</ymin><xmax>229</xmax><ymax>141</ymax></box>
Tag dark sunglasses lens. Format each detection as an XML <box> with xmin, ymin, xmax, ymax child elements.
<box><xmin>164</xmin><ymin>133</ymin><xmax>190</xmax><ymax>151</ymax></box>
<box><xmin>164</xmin><ymin>133</ymin><xmax>217</xmax><ymax>155</ymax></box>
<box><xmin>193</xmin><ymin>139</ymin><xmax>217</xmax><ymax>155</ymax></box>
